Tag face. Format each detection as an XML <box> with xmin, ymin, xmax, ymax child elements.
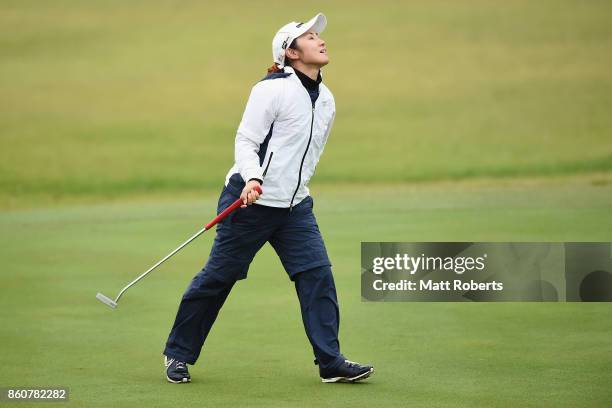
<box><xmin>287</xmin><ymin>30</ymin><xmax>328</xmax><ymax>67</ymax></box>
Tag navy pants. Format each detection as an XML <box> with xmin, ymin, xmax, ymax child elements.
<box><xmin>163</xmin><ymin>182</ymin><xmax>345</xmax><ymax>370</ymax></box>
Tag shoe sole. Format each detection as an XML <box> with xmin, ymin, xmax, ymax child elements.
<box><xmin>321</xmin><ymin>367</ymin><xmax>374</xmax><ymax>383</ymax></box>
<box><xmin>166</xmin><ymin>375</ymin><xmax>191</xmax><ymax>384</ymax></box>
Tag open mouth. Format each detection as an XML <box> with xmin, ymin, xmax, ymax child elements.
<box><xmin>320</xmin><ymin>49</ymin><xmax>327</xmax><ymax>54</ymax></box>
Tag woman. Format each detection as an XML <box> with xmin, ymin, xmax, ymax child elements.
<box><xmin>163</xmin><ymin>12</ymin><xmax>374</xmax><ymax>384</ymax></box>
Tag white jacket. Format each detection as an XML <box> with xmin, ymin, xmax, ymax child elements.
<box><xmin>224</xmin><ymin>66</ymin><xmax>336</xmax><ymax>208</ymax></box>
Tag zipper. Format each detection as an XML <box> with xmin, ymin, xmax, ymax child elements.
<box><xmin>289</xmin><ymin>103</ymin><xmax>315</xmax><ymax>213</ymax></box>
<box><xmin>262</xmin><ymin>152</ymin><xmax>274</xmax><ymax>179</ymax></box>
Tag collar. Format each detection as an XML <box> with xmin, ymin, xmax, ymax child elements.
<box><xmin>283</xmin><ymin>66</ymin><xmax>322</xmax><ymax>92</ymax></box>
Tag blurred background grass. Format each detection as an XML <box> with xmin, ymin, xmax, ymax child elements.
<box><xmin>1</xmin><ymin>0</ymin><xmax>611</xmax><ymax>208</ymax></box>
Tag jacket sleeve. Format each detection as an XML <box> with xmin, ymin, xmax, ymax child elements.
<box><xmin>234</xmin><ymin>80</ymin><xmax>281</xmax><ymax>183</ymax></box>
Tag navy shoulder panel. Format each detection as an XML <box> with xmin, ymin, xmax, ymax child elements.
<box><xmin>260</xmin><ymin>72</ymin><xmax>292</xmax><ymax>82</ymax></box>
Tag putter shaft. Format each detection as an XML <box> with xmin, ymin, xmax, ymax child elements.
<box><xmin>96</xmin><ymin>186</ymin><xmax>262</xmax><ymax>309</ymax></box>
<box><xmin>115</xmin><ymin>226</ymin><xmax>207</xmax><ymax>303</ymax></box>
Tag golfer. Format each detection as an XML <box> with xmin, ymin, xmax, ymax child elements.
<box><xmin>163</xmin><ymin>13</ymin><xmax>374</xmax><ymax>384</ymax></box>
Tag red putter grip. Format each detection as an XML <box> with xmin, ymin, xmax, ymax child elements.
<box><xmin>204</xmin><ymin>185</ymin><xmax>263</xmax><ymax>230</ymax></box>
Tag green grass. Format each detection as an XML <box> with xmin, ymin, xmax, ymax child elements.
<box><xmin>1</xmin><ymin>176</ymin><xmax>611</xmax><ymax>407</ymax></box>
<box><xmin>1</xmin><ymin>1</ymin><xmax>612</xmax><ymax>207</ymax></box>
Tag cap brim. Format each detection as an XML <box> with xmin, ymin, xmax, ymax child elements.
<box><xmin>295</xmin><ymin>13</ymin><xmax>327</xmax><ymax>39</ymax></box>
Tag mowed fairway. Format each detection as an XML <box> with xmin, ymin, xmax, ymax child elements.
<box><xmin>1</xmin><ymin>176</ymin><xmax>611</xmax><ymax>407</ymax></box>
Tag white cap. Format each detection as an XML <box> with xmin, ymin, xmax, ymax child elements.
<box><xmin>272</xmin><ymin>13</ymin><xmax>327</xmax><ymax>68</ymax></box>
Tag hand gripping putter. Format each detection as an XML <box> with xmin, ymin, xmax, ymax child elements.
<box><xmin>96</xmin><ymin>186</ymin><xmax>262</xmax><ymax>309</ymax></box>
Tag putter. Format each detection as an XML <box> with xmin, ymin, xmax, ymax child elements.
<box><xmin>96</xmin><ymin>185</ymin><xmax>262</xmax><ymax>309</ymax></box>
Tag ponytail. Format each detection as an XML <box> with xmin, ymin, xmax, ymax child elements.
<box><xmin>267</xmin><ymin>63</ymin><xmax>283</xmax><ymax>74</ymax></box>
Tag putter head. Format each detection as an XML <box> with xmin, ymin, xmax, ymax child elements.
<box><xmin>96</xmin><ymin>292</ymin><xmax>118</xmax><ymax>309</ymax></box>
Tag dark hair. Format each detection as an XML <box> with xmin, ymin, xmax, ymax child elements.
<box><xmin>266</xmin><ymin>38</ymin><xmax>300</xmax><ymax>74</ymax></box>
